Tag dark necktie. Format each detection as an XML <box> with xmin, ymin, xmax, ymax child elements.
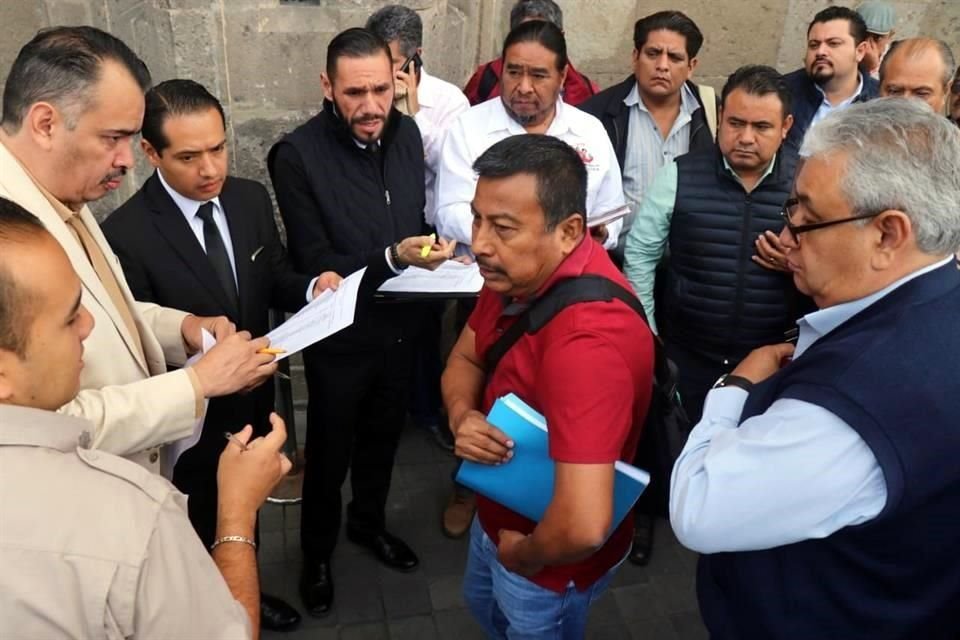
<box><xmin>196</xmin><ymin>202</ymin><xmax>239</xmax><ymax>314</ymax></box>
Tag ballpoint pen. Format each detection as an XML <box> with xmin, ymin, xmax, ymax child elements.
<box><xmin>223</xmin><ymin>431</ymin><xmax>249</xmax><ymax>451</ymax></box>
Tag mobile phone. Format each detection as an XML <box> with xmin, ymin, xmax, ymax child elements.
<box><xmin>400</xmin><ymin>52</ymin><xmax>422</xmax><ymax>74</ymax></box>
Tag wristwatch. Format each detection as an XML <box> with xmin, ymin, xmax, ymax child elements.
<box><xmin>712</xmin><ymin>373</ymin><xmax>754</xmax><ymax>392</ymax></box>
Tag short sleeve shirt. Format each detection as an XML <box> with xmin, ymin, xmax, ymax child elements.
<box><xmin>468</xmin><ymin>237</ymin><xmax>655</xmax><ymax>592</ymax></box>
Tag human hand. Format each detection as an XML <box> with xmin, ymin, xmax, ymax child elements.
<box><xmin>752</xmin><ymin>230</ymin><xmax>789</xmax><ymax>272</ymax></box>
<box><xmin>395</xmin><ymin>67</ymin><xmax>419</xmax><ymax>114</ymax></box>
<box><xmin>216</xmin><ymin>413</ymin><xmax>292</xmax><ymax>532</ymax></box>
<box><xmin>497</xmin><ymin>529</ymin><xmax>542</xmax><ymax>576</ymax></box>
<box><xmin>395</xmin><ymin>234</ymin><xmax>457</xmax><ymax>270</ymax></box>
<box><xmin>182</xmin><ymin>314</ymin><xmax>236</xmax><ymax>354</ymax></box>
<box><xmin>731</xmin><ymin>343</ymin><xmax>796</xmax><ymax>384</ymax></box>
<box><xmin>312</xmin><ymin>271</ymin><xmax>343</xmax><ymax>298</ymax></box>
<box><xmin>452</xmin><ymin>409</ymin><xmax>514</xmax><ymax>465</ymax></box>
<box><xmin>190</xmin><ymin>332</ymin><xmax>278</xmax><ymax>397</ymax></box>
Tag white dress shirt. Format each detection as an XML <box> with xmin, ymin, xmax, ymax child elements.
<box><xmin>670</xmin><ymin>256</ymin><xmax>954</xmax><ymax>554</ymax></box>
<box><xmin>413</xmin><ymin>67</ymin><xmax>469</xmax><ymax>225</ymax></box>
<box><xmin>809</xmin><ymin>72</ymin><xmax>865</xmax><ymax>129</ymax></box>
<box><xmin>157</xmin><ymin>170</ymin><xmax>318</xmax><ymax>301</ymax></box>
<box><xmin>433</xmin><ymin>97</ymin><xmax>624</xmax><ymax>254</ymax></box>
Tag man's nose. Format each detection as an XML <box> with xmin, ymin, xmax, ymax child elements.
<box><xmin>116</xmin><ymin>138</ymin><xmax>135</xmax><ymax>169</ymax></box>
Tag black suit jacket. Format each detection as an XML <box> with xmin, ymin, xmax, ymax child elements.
<box><xmin>102</xmin><ymin>172</ymin><xmax>312</xmax><ymax>468</ymax></box>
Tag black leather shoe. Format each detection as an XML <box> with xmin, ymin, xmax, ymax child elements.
<box><xmin>299</xmin><ymin>561</ymin><xmax>334</xmax><ymax>618</ymax></box>
<box><xmin>260</xmin><ymin>592</ymin><xmax>301</xmax><ymax>631</ymax></box>
<box><xmin>628</xmin><ymin>513</ymin><xmax>655</xmax><ymax>566</ymax></box>
<box><xmin>346</xmin><ymin>527</ymin><xmax>419</xmax><ymax>572</ymax></box>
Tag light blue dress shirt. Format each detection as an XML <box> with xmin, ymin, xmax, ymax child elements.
<box><xmin>622</xmin><ymin>157</ymin><xmax>776</xmax><ymax>333</ymax></box>
<box><xmin>669</xmin><ymin>256</ymin><xmax>954</xmax><ymax>554</ymax></box>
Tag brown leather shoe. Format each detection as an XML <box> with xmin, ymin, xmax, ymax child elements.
<box><xmin>442</xmin><ymin>486</ymin><xmax>476</xmax><ymax>538</ymax></box>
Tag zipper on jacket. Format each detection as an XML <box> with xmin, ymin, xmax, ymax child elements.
<box><xmin>731</xmin><ymin>193</ymin><xmax>753</xmax><ymax>353</ymax></box>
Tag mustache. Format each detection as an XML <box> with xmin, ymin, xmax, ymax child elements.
<box><xmin>101</xmin><ymin>168</ymin><xmax>126</xmax><ymax>183</ymax></box>
<box><xmin>349</xmin><ymin>114</ymin><xmax>385</xmax><ymax>126</ymax></box>
<box><xmin>476</xmin><ymin>258</ymin><xmax>505</xmax><ymax>274</ymax></box>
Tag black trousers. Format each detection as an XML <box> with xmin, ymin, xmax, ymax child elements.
<box><xmin>300</xmin><ymin>339</ymin><xmax>414</xmax><ymax>562</ymax></box>
<box><xmin>662</xmin><ymin>339</ymin><xmax>733</xmax><ymax>424</ymax></box>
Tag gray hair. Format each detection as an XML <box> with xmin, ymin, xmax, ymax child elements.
<box><xmin>800</xmin><ymin>97</ymin><xmax>960</xmax><ymax>255</ymax></box>
<box><xmin>365</xmin><ymin>5</ymin><xmax>422</xmax><ymax>59</ymax></box>
<box><xmin>510</xmin><ymin>0</ymin><xmax>563</xmax><ymax>30</ymax></box>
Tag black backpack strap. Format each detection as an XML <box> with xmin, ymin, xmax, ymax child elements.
<box><xmin>483</xmin><ymin>275</ymin><xmax>665</xmax><ymax>379</ymax></box>
<box><xmin>477</xmin><ymin>62</ymin><xmax>499</xmax><ymax>102</ymax></box>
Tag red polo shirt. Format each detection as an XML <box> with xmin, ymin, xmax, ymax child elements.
<box><xmin>468</xmin><ymin>237</ymin><xmax>654</xmax><ymax>592</ymax></box>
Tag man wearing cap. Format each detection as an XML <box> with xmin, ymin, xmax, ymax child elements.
<box><xmin>857</xmin><ymin>1</ymin><xmax>896</xmax><ymax>79</ymax></box>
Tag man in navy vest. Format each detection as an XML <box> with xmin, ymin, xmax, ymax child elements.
<box><xmin>623</xmin><ymin>65</ymin><xmax>800</xmax><ymax>423</ymax></box>
<box><xmin>671</xmin><ymin>98</ymin><xmax>960</xmax><ymax>639</ymax></box>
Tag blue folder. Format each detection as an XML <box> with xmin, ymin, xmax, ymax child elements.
<box><xmin>455</xmin><ymin>393</ymin><xmax>650</xmax><ymax>531</ymax></box>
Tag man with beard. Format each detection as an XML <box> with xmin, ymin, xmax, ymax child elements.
<box><xmin>0</xmin><ymin>26</ymin><xmax>277</xmax><ymax>475</ymax></box>
<box><xmin>856</xmin><ymin>1</ymin><xmax>896</xmax><ymax>80</ymax></box>
<box><xmin>433</xmin><ymin>19</ymin><xmax>625</xmax><ymax>538</ymax></box>
<box><xmin>267</xmin><ymin>28</ymin><xmax>455</xmax><ymax>618</ymax></box>
<box><xmin>879</xmin><ymin>38</ymin><xmax>956</xmax><ymax>117</ymax></box>
<box><xmin>784</xmin><ymin>6</ymin><xmax>879</xmax><ymax>152</ymax></box>
<box><xmin>624</xmin><ymin>65</ymin><xmax>800</xmax><ymax>424</ymax></box>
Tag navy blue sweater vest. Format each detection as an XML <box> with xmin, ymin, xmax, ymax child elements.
<box><xmin>698</xmin><ymin>261</ymin><xmax>960</xmax><ymax>639</ymax></box>
<box><xmin>661</xmin><ymin>149</ymin><xmax>799</xmax><ymax>363</ymax></box>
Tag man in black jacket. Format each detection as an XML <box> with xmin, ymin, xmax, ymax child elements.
<box><xmin>581</xmin><ymin>10</ymin><xmax>716</xmax><ymax>261</ymax></box>
<box><xmin>102</xmin><ymin>79</ymin><xmax>345</xmax><ymax>633</ymax></box>
<box><xmin>783</xmin><ymin>6</ymin><xmax>879</xmax><ymax>152</ymax></box>
<box><xmin>267</xmin><ymin>28</ymin><xmax>454</xmax><ymax>618</ymax></box>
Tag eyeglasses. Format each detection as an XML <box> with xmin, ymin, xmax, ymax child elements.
<box><xmin>780</xmin><ymin>197</ymin><xmax>882</xmax><ymax>242</ymax></box>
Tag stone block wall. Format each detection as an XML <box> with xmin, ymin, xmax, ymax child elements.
<box><xmin>2</xmin><ymin>0</ymin><xmax>958</xmax><ymax>219</ymax></box>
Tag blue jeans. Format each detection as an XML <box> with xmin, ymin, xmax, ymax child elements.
<box><xmin>463</xmin><ymin>518</ymin><xmax>619</xmax><ymax>639</ymax></box>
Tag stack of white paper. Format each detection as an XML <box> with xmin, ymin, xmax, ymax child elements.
<box><xmin>378</xmin><ymin>260</ymin><xmax>483</xmax><ymax>296</ymax></box>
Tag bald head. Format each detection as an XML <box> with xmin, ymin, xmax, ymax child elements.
<box><xmin>880</xmin><ymin>38</ymin><xmax>955</xmax><ymax>114</ymax></box>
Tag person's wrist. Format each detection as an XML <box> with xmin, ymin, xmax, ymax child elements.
<box><xmin>216</xmin><ymin>509</ymin><xmax>257</xmax><ymax>539</ymax></box>
<box><xmin>390</xmin><ymin>242</ymin><xmax>408</xmax><ymax>270</ymax></box>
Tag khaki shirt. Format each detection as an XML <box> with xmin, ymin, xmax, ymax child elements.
<box><xmin>0</xmin><ymin>406</ymin><xmax>251</xmax><ymax>639</ymax></box>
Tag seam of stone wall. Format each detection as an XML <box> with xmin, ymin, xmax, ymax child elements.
<box><xmin>217</xmin><ymin>0</ymin><xmax>238</xmax><ymax>175</ymax></box>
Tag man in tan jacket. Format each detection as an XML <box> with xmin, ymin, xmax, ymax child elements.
<box><xmin>0</xmin><ymin>26</ymin><xmax>276</xmax><ymax>474</ymax></box>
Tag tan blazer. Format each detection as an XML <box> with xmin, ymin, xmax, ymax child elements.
<box><xmin>0</xmin><ymin>143</ymin><xmax>200</xmax><ymax>473</ymax></box>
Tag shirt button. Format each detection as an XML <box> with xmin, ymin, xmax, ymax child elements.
<box><xmin>149</xmin><ymin>451</ymin><xmax>159</xmax><ymax>463</ymax></box>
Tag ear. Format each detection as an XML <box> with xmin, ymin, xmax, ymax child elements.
<box><xmin>855</xmin><ymin>39</ymin><xmax>868</xmax><ymax>64</ymax></box>
<box><xmin>688</xmin><ymin>56</ymin><xmax>699</xmax><ymax>76</ymax></box>
<box><xmin>140</xmin><ymin>139</ymin><xmax>161</xmax><ymax>168</ymax></box>
<box><xmin>871</xmin><ymin>209</ymin><xmax>912</xmax><ymax>268</ymax></box>
<box><xmin>321</xmin><ymin>71</ymin><xmax>334</xmax><ymax>102</ymax></box>
<box><xmin>556</xmin><ymin>213</ymin><xmax>584</xmax><ymax>253</ymax></box>
<box><xmin>781</xmin><ymin>113</ymin><xmax>794</xmax><ymax>139</ymax></box>
<box><xmin>24</xmin><ymin>102</ymin><xmax>60</xmax><ymax>151</ymax></box>
<box><xmin>559</xmin><ymin>63</ymin><xmax>569</xmax><ymax>88</ymax></box>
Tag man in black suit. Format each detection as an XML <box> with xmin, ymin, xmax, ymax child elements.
<box><xmin>102</xmin><ymin>79</ymin><xmax>339</xmax><ymax>633</ymax></box>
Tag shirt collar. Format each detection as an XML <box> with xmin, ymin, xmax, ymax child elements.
<box><xmin>794</xmin><ymin>256</ymin><xmax>955</xmax><ymax>357</ymax></box>
<box><xmin>490</xmin><ymin>96</ymin><xmax>574</xmax><ymax>137</ymax></box>
<box><xmin>721</xmin><ymin>155</ymin><xmax>778</xmax><ymax>188</ymax></box>
<box><xmin>157</xmin><ymin>169</ymin><xmax>222</xmax><ymax>220</ymax></box>
<box><xmin>0</xmin><ymin>405</ymin><xmax>93</xmax><ymax>452</ymax></box>
<box><xmin>417</xmin><ymin>66</ymin><xmax>436</xmax><ymax>108</ymax></box>
<box><xmin>625</xmin><ymin>81</ymin><xmax>698</xmax><ymax>117</ymax></box>
<box><xmin>814</xmin><ymin>72</ymin><xmax>865</xmax><ymax>107</ymax></box>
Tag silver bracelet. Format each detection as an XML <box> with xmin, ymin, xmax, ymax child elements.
<box><xmin>210</xmin><ymin>535</ymin><xmax>257</xmax><ymax>551</ymax></box>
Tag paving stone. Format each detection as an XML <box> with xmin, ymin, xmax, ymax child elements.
<box><xmin>433</xmin><ymin>609</ymin><xmax>487</xmax><ymax>640</ymax></box>
<box><xmin>379</xmin><ymin>570</ymin><xmax>433</xmax><ymax>619</ymax></box>
<box><xmin>339</xmin><ymin>621</ymin><xmax>390</xmax><ymax>640</ymax></box>
<box><xmin>387</xmin><ymin>614</ymin><xmax>439</xmax><ymax>640</ymax></box>
<box><xmin>428</xmin><ymin>574</ymin><xmax>466</xmax><ymax>611</ymax></box>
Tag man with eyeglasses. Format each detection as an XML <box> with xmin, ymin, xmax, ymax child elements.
<box><xmin>624</xmin><ymin>65</ymin><xmax>800</xmax><ymax>422</ymax></box>
<box><xmin>671</xmin><ymin>98</ymin><xmax>960</xmax><ymax>639</ymax></box>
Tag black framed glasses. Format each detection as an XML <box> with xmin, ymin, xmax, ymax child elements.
<box><xmin>780</xmin><ymin>197</ymin><xmax>882</xmax><ymax>242</ymax></box>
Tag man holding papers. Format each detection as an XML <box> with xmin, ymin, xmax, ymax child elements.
<box><xmin>103</xmin><ymin>79</ymin><xmax>342</xmax><ymax>632</ymax></box>
<box><xmin>442</xmin><ymin>134</ymin><xmax>653</xmax><ymax>638</ymax></box>
<box><xmin>268</xmin><ymin>28</ymin><xmax>454</xmax><ymax>618</ymax></box>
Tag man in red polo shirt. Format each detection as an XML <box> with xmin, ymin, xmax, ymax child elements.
<box><xmin>442</xmin><ymin>133</ymin><xmax>653</xmax><ymax>637</ymax></box>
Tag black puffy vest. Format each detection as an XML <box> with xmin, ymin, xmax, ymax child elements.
<box><xmin>660</xmin><ymin>148</ymin><xmax>799</xmax><ymax>363</ymax></box>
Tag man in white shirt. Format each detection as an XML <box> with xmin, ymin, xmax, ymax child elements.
<box><xmin>434</xmin><ymin>20</ymin><xmax>624</xmax><ymax>255</ymax></box>
<box><xmin>367</xmin><ymin>4</ymin><xmax>470</xmax><ymax>223</ymax></box>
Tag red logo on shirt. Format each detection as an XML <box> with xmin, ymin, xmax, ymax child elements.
<box><xmin>573</xmin><ymin>144</ymin><xmax>594</xmax><ymax>165</ymax></box>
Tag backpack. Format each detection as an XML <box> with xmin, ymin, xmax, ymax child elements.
<box><xmin>483</xmin><ymin>274</ymin><xmax>691</xmax><ymax>516</ymax></box>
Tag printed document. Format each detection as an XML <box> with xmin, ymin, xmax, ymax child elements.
<box><xmin>378</xmin><ymin>260</ymin><xmax>483</xmax><ymax>296</ymax></box>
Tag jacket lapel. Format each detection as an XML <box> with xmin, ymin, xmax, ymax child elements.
<box><xmin>218</xmin><ymin>179</ymin><xmax>253</xmax><ymax>325</ymax></box>
<box><xmin>0</xmin><ymin>144</ymin><xmax>150</xmax><ymax>374</ymax></box>
<box><xmin>144</xmin><ymin>173</ymin><xmax>236</xmax><ymax>317</ymax></box>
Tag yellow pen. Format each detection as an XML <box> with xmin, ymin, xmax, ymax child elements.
<box><xmin>258</xmin><ymin>347</ymin><xmax>286</xmax><ymax>355</ymax></box>
<box><xmin>420</xmin><ymin>233</ymin><xmax>436</xmax><ymax>258</ymax></box>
